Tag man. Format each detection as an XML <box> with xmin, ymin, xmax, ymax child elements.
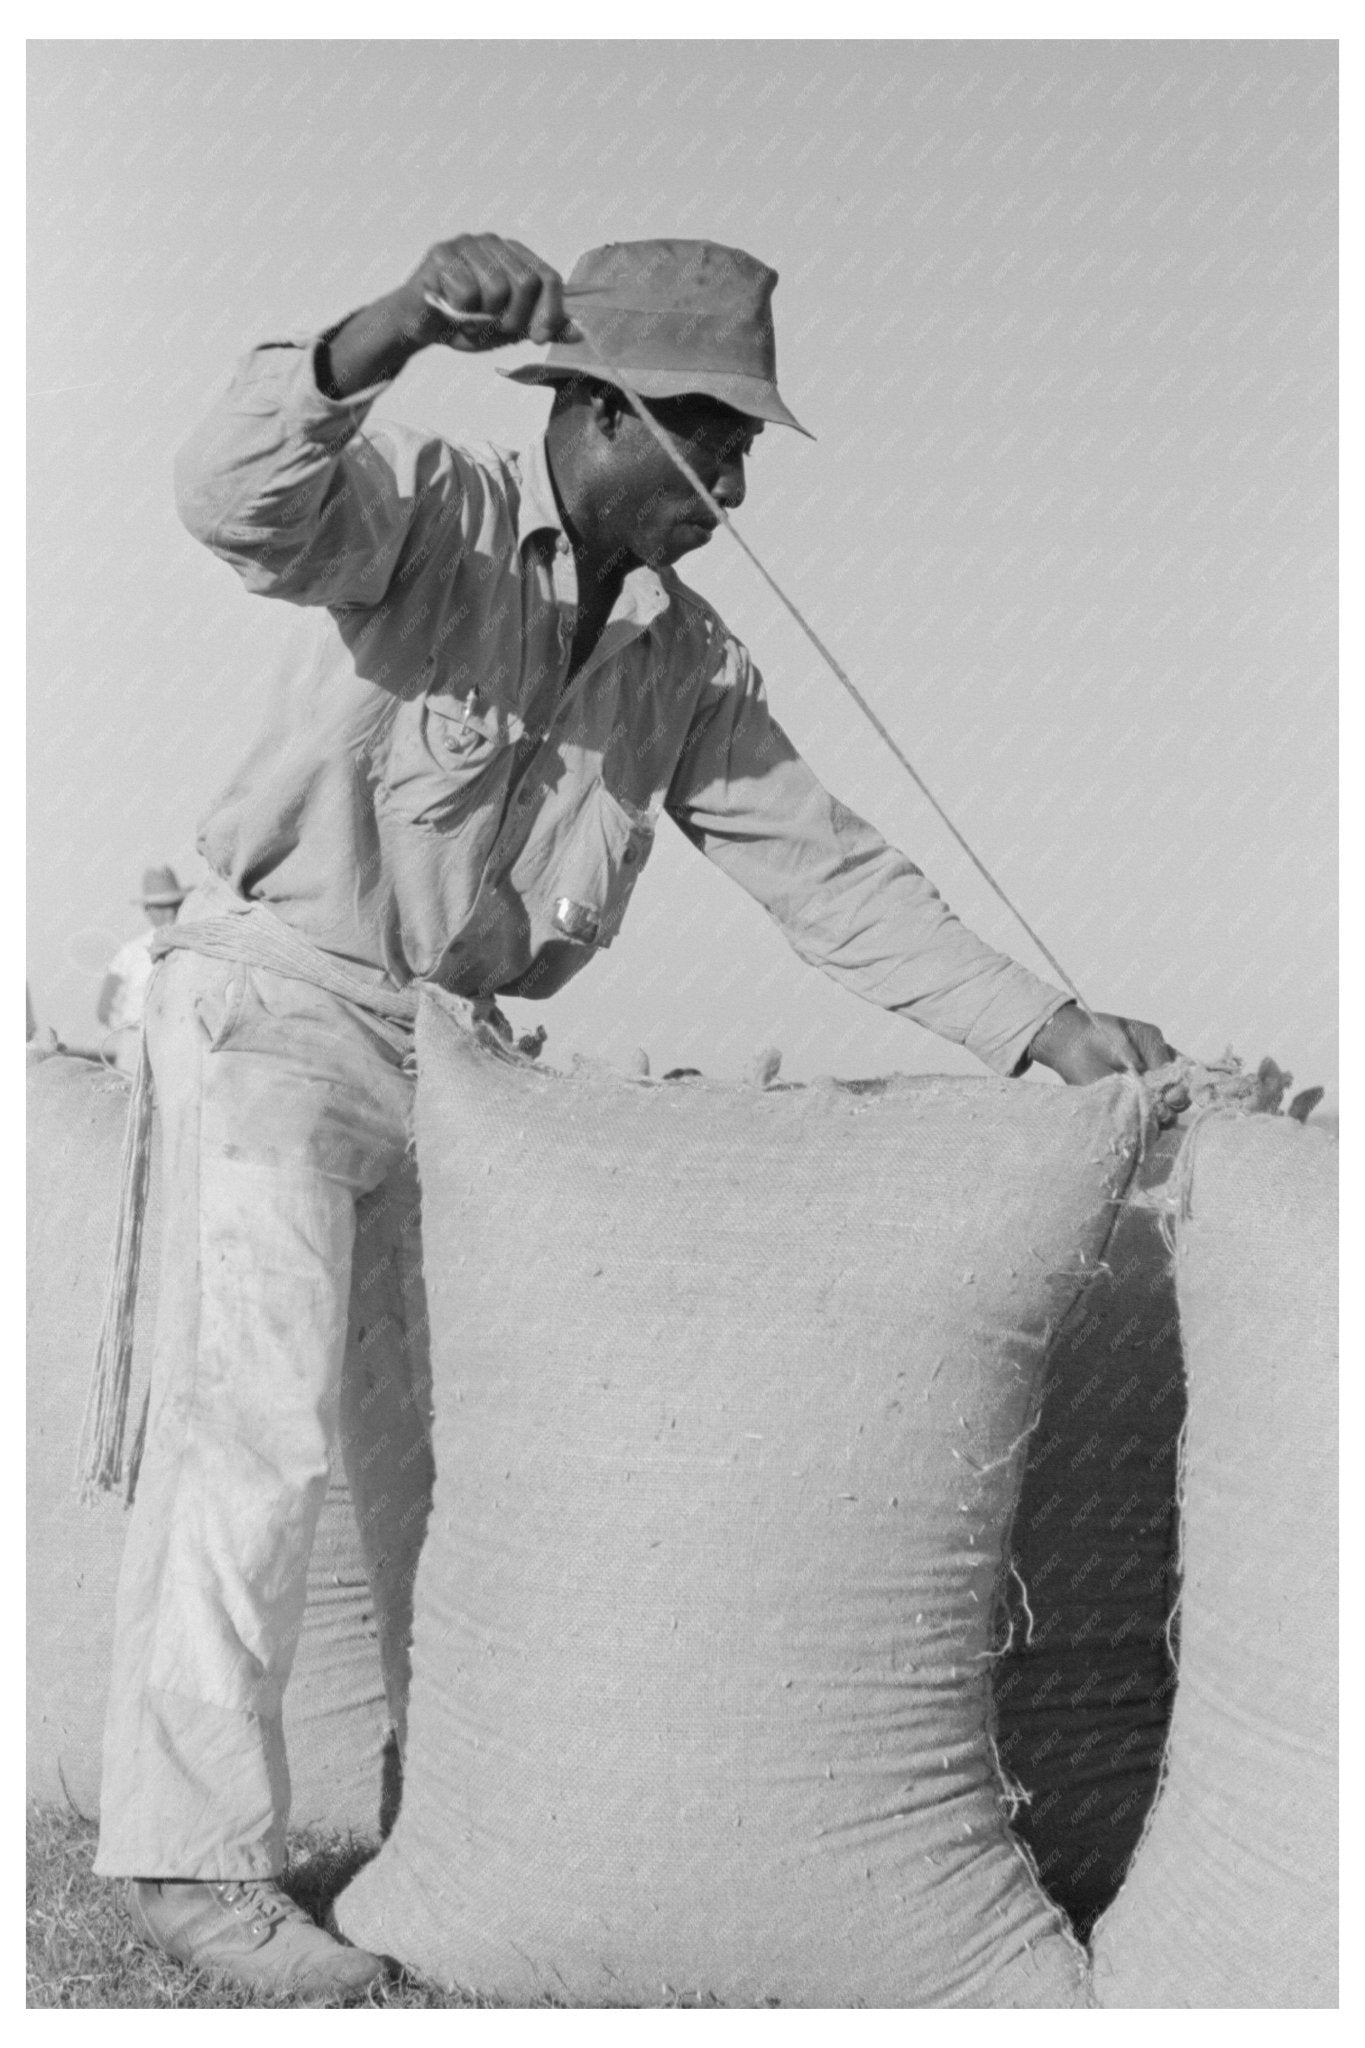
<box><xmin>96</xmin><ymin>235</ymin><xmax>1177</xmax><ymax>1999</ymax></box>
<box><xmin>96</xmin><ymin>866</ymin><xmax>187</xmax><ymax>1071</ymax></box>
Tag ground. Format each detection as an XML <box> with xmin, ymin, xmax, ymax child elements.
<box><xmin>25</xmin><ymin>1804</ymin><xmax>471</xmax><ymax>2009</ymax></box>
<box><xmin>26</xmin><ymin>1805</ymin><xmax>733</xmax><ymax>2009</ymax></box>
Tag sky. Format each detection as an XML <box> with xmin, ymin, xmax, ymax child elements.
<box><xmin>27</xmin><ymin>37</ymin><xmax>1338</xmax><ymax>1100</ymax></box>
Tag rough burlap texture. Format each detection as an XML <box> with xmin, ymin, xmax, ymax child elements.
<box><xmin>26</xmin><ymin>1052</ymin><xmax>431</xmax><ymax>1837</ymax></box>
<box><xmin>335</xmin><ymin>993</ymin><xmax>1149</xmax><ymax>2005</ymax></box>
<box><xmin>1090</xmin><ymin>1110</ymin><xmax>1338</xmax><ymax>2007</ymax></box>
<box><xmin>993</xmin><ymin>1142</ymin><xmax>1185</xmax><ymax>1933</ymax></box>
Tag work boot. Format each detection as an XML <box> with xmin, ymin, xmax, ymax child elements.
<box><xmin>126</xmin><ymin>1876</ymin><xmax>388</xmax><ymax>2004</ymax></box>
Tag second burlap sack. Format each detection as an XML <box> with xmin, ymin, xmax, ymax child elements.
<box><xmin>1090</xmin><ymin>1109</ymin><xmax>1338</xmax><ymax>2007</ymax></box>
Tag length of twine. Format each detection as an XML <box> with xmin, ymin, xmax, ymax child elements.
<box><xmin>427</xmin><ymin>292</ymin><xmax>1104</xmax><ymax>1031</ymax></box>
<box><xmin>610</xmin><ymin>374</ymin><xmax>1101</xmax><ymax>1019</ymax></box>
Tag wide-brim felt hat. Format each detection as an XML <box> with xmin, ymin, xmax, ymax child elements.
<box><xmin>500</xmin><ymin>239</ymin><xmax>812</xmax><ymax>438</ymax></box>
<box><xmin>136</xmin><ymin>864</ymin><xmax>187</xmax><ymax>907</ymax></box>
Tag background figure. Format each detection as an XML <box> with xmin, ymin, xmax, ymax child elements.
<box><xmin>97</xmin><ymin>867</ymin><xmax>186</xmax><ymax>1070</ymax></box>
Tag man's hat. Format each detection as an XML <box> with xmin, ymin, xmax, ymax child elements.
<box><xmin>136</xmin><ymin>865</ymin><xmax>186</xmax><ymax>908</ymax></box>
<box><xmin>501</xmin><ymin>239</ymin><xmax>812</xmax><ymax>438</ymax></box>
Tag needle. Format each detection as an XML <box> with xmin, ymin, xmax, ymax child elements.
<box><xmin>424</xmin><ymin>290</ymin><xmax>582</xmax><ymax>342</ymax></box>
<box><xmin>423</xmin><ymin>291</ymin><xmax>502</xmax><ymax>330</ymax></box>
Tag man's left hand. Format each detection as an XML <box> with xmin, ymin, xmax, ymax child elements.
<box><xmin>1026</xmin><ymin>1002</ymin><xmax>1179</xmax><ymax>1086</ymax></box>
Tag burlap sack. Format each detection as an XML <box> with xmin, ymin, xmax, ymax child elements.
<box><xmin>993</xmin><ymin>1177</ymin><xmax>1184</xmax><ymax>1932</ymax></box>
<box><xmin>335</xmin><ymin>995</ymin><xmax>1149</xmax><ymax>2005</ymax></box>
<box><xmin>26</xmin><ymin>1052</ymin><xmax>430</xmax><ymax>1837</ymax></box>
<box><xmin>1090</xmin><ymin>1110</ymin><xmax>1337</xmax><ymax>2007</ymax></box>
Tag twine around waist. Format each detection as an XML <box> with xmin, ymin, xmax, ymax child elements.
<box><xmin>150</xmin><ymin>905</ymin><xmax>419</xmax><ymax>1034</ymax></box>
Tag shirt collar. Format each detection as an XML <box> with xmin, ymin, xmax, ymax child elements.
<box><xmin>516</xmin><ymin>437</ymin><xmax>672</xmax><ymax>634</ymax></box>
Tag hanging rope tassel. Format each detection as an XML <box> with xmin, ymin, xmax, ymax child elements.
<box><xmin>74</xmin><ymin>909</ymin><xmax>422</xmax><ymax>1506</ymax></box>
<box><xmin>75</xmin><ymin>1026</ymin><xmax>156</xmax><ymax>1502</ymax></box>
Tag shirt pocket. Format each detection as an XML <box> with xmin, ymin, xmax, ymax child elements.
<box><xmin>379</xmin><ymin>691</ymin><xmax>525</xmax><ymax>829</ymax></box>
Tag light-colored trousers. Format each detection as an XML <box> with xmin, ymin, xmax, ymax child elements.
<box><xmin>94</xmin><ymin>942</ymin><xmax>414</xmax><ymax>1878</ymax></box>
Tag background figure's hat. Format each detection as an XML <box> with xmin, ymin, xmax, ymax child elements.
<box><xmin>501</xmin><ymin>239</ymin><xmax>812</xmax><ymax>437</ymax></box>
<box><xmin>137</xmin><ymin>865</ymin><xmax>186</xmax><ymax>907</ymax></box>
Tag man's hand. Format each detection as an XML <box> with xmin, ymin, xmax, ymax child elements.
<box><xmin>398</xmin><ymin>234</ymin><xmax>570</xmax><ymax>351</ymax></box>
<box><xmin>317</xmin><ymin>235</ymin><xmax>570</xmax><ymax>401</ymax></box>
<box><xmin>95</xmin><ymin>973</ymin><xmax>119</xmax><ymax>1029</ymax></box>
<box><xmin>1026</xmin><ymin>1002</ymin><xmax>1179</xmax><ymax>1085</ymax></box>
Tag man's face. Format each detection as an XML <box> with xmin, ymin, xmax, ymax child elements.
<box><xmin>601</xmin><ymin>394</ymin><xmax>762</xmax><ymax>569</ymax></box>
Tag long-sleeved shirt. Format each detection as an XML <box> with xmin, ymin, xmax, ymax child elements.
<box><xmin>173</xmin><ymin>332</ymin><xmax>1070</xmax><ymax>1075</ymax></box>
<box><xmin>100</xmin><ymin>929</ymin><xmax>160</xmax><ymax>1031</ymax></box>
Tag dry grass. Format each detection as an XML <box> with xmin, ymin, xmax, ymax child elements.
<box><xmin>25</xmin><ymin>1803</ymin><xmax>475</xmax><ymax>2009</ymax></box>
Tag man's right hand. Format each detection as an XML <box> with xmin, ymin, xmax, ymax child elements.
<box><xmin>398</xmin><ymin>235</ymin><xmax>571</xmax><ymax>351</ymax></box>
<box><xmin>318</xmin><ymin>235</ymin><xmax>570</xmax><ymax>399</ymax></box>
